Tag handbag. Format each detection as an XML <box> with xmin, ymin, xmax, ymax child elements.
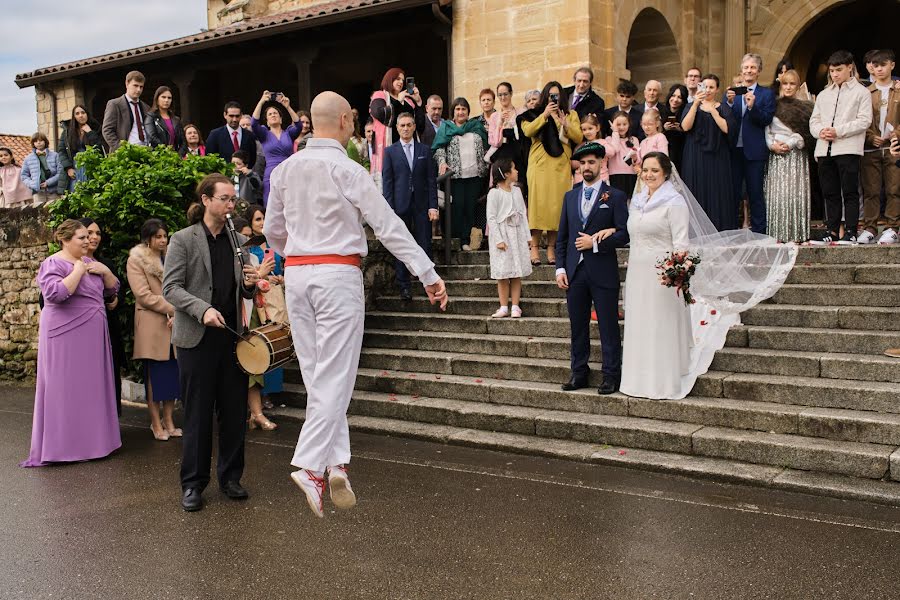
<box><xmin>263</xmin><ymin>282</ymin><xmax>290</xmax><ymax>324</ymax></box>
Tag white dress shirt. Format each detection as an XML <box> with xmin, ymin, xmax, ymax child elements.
<box><xmin>264</xmin><ymin>138</ymin><xmax>439</xmax><ymax>285</ymax></box>
<box><xmin>226</xmin><ymin>125</ymin><xmax>243</xmax><ymax>147</ymax></box>
<box><xmin>126</xmin><ymin>95</ymin><xmax>145</xmax><ymax>145</ymax></box>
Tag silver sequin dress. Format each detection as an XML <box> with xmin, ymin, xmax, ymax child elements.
<box><xmin>764</xmin><ymin>117</ymin><xmax>810</xmax><ymax>242</ymax></box>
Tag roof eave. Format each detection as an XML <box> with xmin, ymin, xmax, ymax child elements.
<box><xmin>15</xmin><ymin>0</ymin><xmax>438</xmax><ymax>88</ymax></box>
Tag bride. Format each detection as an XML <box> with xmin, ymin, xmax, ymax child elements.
<box><xmin>620</xmin><ymin>152</ymin><xmax>797</xmax><ymax>399</ymax></box>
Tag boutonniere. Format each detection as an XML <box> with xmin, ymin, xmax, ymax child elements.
<box><xmin>600</xmin><ymin>192</ymin><xmax>610</xmax><ymax>204</ymax></box>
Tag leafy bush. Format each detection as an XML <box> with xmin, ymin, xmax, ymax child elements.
<box><xmin>47</xmin><ymin>143</ymin><xmax>233</xmax><ymax>376</ymax></box>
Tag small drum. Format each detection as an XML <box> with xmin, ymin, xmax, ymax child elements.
<box><xmin>235</xmin><ymin>323</ymin><xmax>296</xmax><ymax>375</ymax></box>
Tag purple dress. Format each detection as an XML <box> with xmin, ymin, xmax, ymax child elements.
<box><xmin>250</xmin><ymin>117</ymin><xmax>301</xmax><ymax>204</ymax></box>
<box><xmin>21</xmin><ymin>257</ymin><xmax>122</xmax><ymax>467</ymax></box>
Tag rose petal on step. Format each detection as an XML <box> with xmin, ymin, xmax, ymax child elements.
<box><xmin>435</xmin><ymin>376</ymin><xmax>442</xmax><ymax>380</ymax></box>
<box><xmin>710</xmin><ymin>309</ymin><xmax>717</xmax><ymax>315</ymax></box>
<box><xmin>474</xmin><ymin>379</ymin><xmax>483</xmax><ymax>383</ymax></box>
<box><xmin>381</xmin><ymin>371</ymin><xmax>389</xmax><ymax>376</ymax></box>
<box><xmin>700</xmin><ymin>320</ymin><xmax>707</xmax><ymax>326</ymax></box>
<box><xmin>618</xmin><ymin>450</ymin><xmax>627</xmax><ymax>455</ymax></box>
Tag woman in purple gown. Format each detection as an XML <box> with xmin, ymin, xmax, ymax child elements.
<box><xmin>250</xmin><ymin>90</ymin><xmax>302</xmax><ymax>204</ymax></box>
<box><xmin>22</xmin><ymin>219</ymin><xmax>122</xmax><ymax>467</ymax></box>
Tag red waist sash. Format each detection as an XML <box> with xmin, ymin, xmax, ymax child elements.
<box><xmin>285</xmin><ymin>254</ymin><xmax>362</xmax><ymax>268</ymax></box>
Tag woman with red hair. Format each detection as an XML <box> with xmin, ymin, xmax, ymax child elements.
<box><xmin>368</xmin><ymin>67</ymin><xmax>425</xmax><ymax>188</ymax></box>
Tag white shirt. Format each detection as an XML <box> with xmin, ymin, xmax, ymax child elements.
<box><xmin>125</xmin><ymin>95</ymin><xmax>146</xmax><ymax>145</ymax></box>
<box><xmin>876</xmin><ymin>83</ymin><xmax>891</xmax><ymax>136</ymax></box>
<box><xmin>644</xmin><ymin>102</ymin><xmax>660</xmax><ymax>112</ymax></box>
<box><xmin>226</xmin><ymin>125</ymin><xmax>243</xmax><ymax>147</ymax></box>
<box><xmin>264</xmin><ymin>138</ymin><xmax>439</xmax><ymax>285</ymax></box>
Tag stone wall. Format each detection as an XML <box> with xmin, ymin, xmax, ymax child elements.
<box><xmin>0</xmin><ymin>208</ymin><xmax>52</xmax><ymax>381</ymax></box>
<box><xmin>34</xmin><ymin>79</ymin><xmax>84</xmax><ymax>150</ymax></box>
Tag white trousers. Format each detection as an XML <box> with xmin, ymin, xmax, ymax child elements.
<box><xmin>286</xmin><ymin>264</ymin><xmax>365</xmax><ymax>472</ymax></box>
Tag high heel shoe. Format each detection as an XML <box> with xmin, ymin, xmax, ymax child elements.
<box><xmin>248</xmin><ymin>413</ymin><xmax>278</xmax><ymax>431</ymax></box>
<box><xmin>150</xmin><ymin>426</ymin><xmax>170</xmax><ymax>441</ymax></box>
<box><xmin>165</xmin><ymin>426</ymin><xmax>183</xmax><ymax>438</ymax></box>
<box><xmin>529</xmin><ymin>245</ymin><xmax>541</xmax><ymax>266</ymax></box>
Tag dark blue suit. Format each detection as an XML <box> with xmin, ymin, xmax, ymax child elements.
<box><xmin>205</xmin><ymin>125</ymin><xmax>257</xmax><ymax>167</ymax></box>
<box><xmin>729</xmin><ymin>84</ymin><xmax>775</xmax><ymax>234</ymax></box>
<box><xmin>555</xmin><ymin>182</ymin><xmax>629</xmax><ymax>381</ymax></box>
<box><xmin>382</xmin><ymin>140</ymin><xmax>438</xmax><ymax>290</ymax></box>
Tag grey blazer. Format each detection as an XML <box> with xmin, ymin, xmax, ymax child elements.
<box><xmin>162</xmin><ymin>222</ymin><xmax>252</xmax><ymax>349</ymax></box>
<box><xmin>101</xmin><ymin>95</ymin><xmax>152</xmax><ymax>153</ymax></box>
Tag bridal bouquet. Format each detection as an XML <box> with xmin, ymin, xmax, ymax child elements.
<box><xmin>656</xmin><ymin>250</ymin><xmax>701</xmax><ymax>305</ymax></box>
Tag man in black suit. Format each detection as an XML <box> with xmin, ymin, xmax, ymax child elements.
<box><xmin>206</xmin><ymin>101</ymin><xmax>257</xmax><ymax>167</ymax></box>
<box><xmin>565</xmin><ymin>66</ymin><xmax>605</xmax><ymax>136</ymax></box>
<box><xmin>419</xmin><ymin>95</ymin><xmax>445</xmax><ymax>148</ymax></box>
<box><xmin>382</xmin><ymin>113</ymin><xmax>439</xmax><ymax>300</ymax></box>
<box><xmin>555</xmin><ymin>142</ymin><xmax>629</xmax><ymax>395</ymax></box>
<box><xmin>604</xmin><ymin>79</ymin><xmax>645</xmax><ymax>141</ymax></box>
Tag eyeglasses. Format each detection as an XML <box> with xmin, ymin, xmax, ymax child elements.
<box><xmin>211</xmin><ymin>195</ymin><xmax>238</xmax><ymax>204</ymax></box>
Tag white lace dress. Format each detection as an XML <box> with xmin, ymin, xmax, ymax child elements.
<box><xmin>620</xmin><ymin>183</ymin><xmax>739</xmax><ymax>400</ymax></box>
<box><xmin>486</xmin><ymin>186</ymin><xmax>533</xmax><ymax>280</ymax></box>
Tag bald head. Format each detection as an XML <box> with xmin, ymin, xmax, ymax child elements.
<box><xmin>311</xmin><ymin>91</ymin><xmax>354</xmax><ymax>145</ymax></box>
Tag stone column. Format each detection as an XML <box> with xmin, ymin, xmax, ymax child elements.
<box><xmin>172</xmin><ymin>71</ymin><xmax>194</xmax><ymax>122</ymax></box>
<box><xmin>292</xmin><ymin>48</ymin><xmax>319</xmax><ymax>111</ymax></box>
<box><xmin>724</xmin><ymin>0</ymin><xmax>747</xmax><ymax>75</ymax></box>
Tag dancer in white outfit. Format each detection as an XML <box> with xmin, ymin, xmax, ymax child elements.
<box><xmin>264</xmin><ymin>92</ymin><xmax>449</xmax><ymax>517</ymax></box>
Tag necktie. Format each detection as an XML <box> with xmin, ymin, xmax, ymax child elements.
<box><xmin>582</xmin><ymin>186</ymin><xmax>593</xmax><ymax>218</ymax></box>
<box><xmin>572</xmin><ymin>94</ymin><xmax>582</xmax><ymax>109</ymax></box>
<box><xmin>132</xmin><ymin>102</ymin><xmax>145</xmax><ymax>142</ymax></box>
<box><xmin>231</xmin><ymin>130</ymin><xmax>239</xmax><ymax>152</ymax></box>
<box><xmin>404</xmin><ymin>144</ymin><xmax>413</xmax><ymax>170</ymax></box>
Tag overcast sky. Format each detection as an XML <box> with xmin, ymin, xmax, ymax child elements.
<box><xmin>0</xmin><ymin>1</ymin><xmax>207</xmax><ymax>135</ymax></box>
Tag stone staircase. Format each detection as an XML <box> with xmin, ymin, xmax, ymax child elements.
<box><xmin>278</xmin><ymin>245</ymin><xmax>900</xmax><ymax>504</ymax></box>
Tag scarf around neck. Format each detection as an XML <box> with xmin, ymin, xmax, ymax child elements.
<box><xmin>521</xmin><ymin>107</ymin><xmax>565</xmax><ymax>158</ymax></box>
<box><xmin>431</xmin><ymin>118</ymin><xmax>488</xmax><ymax>151</ymax></box>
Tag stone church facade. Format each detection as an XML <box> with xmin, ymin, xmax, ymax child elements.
<box><xmin>16</xmin><ymin>0</ymin><xmax>894</xmax><ymax>146</ymax></box>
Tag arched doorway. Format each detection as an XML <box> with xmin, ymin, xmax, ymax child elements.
<box><xmin>625</xmin><ymin>8</ymin><xmax>680</xmax><ymax>91</ymax></box>
<box><xmin>788</xmin><ymin>0</ymin><xmax>900</xmax><ymax>94</ymax></box>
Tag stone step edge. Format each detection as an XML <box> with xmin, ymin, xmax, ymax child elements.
<box><xmin>282</xmin><ymin>377</ymin><xmax>900</xmax><ymax>439</ymax></box>
<box><xmin>363</xmin><ymin>328</ymin><xmax>899</xmax><ymax>366</ymax></box>
<box><xmin>268</xmin><ymin>407</ymin><xmax>900</xmax><ymax>507</ymax></box>
<box><xmin>355</xmin><ymin>348</ymin><xmax>900</xmax><ymax>394</ymax></box>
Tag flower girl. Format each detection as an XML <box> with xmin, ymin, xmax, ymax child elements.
<box><xmin>486</xmin><ymin>158</ymin><xmax>532</xmax><ymax>318</ymax></box>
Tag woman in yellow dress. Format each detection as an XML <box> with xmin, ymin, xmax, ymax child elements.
<box><xmin>520</xmin><ymin>81</ymin><xmax>583</xmax><ymax>265</ymax></box>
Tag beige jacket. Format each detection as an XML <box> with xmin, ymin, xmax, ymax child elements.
<box><xmin>809</xmin><ymin>77</ymin><xmax>872</xmax><ymax>158</ymax></box>
<box><xmin>865</xmin><ymin>81</ymin><xmax>900</xmax><ymax>149</ymax></box>
<box><xmin>127</xmin><ymin>244</ymin><xmax>175</xmax><ymax>361</ymax></box>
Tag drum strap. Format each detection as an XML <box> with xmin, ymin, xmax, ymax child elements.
<box><xmin>285</xmin><ymin>254</ymin><xmax>362</xmax><ymax>268</ymax></box>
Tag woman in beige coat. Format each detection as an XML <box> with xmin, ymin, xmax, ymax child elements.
<box><xmin>127</xmin><ymin>219</ymin><xmax>181</xmax><ymax>441</ymax></box>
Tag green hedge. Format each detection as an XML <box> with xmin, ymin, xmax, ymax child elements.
<box><xmin>48</xmin><ymin>143</ymin><xmax>234</xmax><ymax>377</ymax></box>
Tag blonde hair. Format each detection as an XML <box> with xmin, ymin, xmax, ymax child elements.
<box><xmin>779</xmin><ymin>69</ymin><xmax>801</xmax><ymax>94</ymax></box>
<box><xmin>641</xmin><ymin>108</ymin><xmax>662</xmax><ymax>133</ymax></box>
<box><xmin>55</xmin><ymin>219</ymin><xmax>86</xmax><ymax>243</ymax></box>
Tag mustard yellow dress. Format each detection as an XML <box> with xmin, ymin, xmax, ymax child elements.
<box><xmin>521</xmin><ymin>111</ymin><xmax>583</xmax><ymax>232</ymax></box>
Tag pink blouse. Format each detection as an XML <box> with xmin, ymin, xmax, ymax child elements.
<box><xmin>605</xmin><ymin>135</ymin><xmax>640</xmax><ymax>176</ymax></box>
<box><xmin>638</xmin><ymin>133</ymin><xmax>669</xmax><ymax>161</ymax></box>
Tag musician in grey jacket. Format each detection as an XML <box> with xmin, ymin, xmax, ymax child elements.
<box><xmin>163</xmin><ymin>173</ymin><xmax>259</xmax><ymax>512</ymax></box>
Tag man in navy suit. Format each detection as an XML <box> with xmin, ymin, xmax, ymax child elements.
<box><xmin>727</xmin><ymin>53</ymin><xmax>776</xmax><ymax>234</ymax></box>
<box><xmin>382</xmin><ymin>113</ymin><xmax>439</xmax><ymax>300</ymax></box>
<box><xmin>206</xmin><ymin>101</ymin><xmax>257</xmax><ymax>168</ymax></box>
<box><xmin>555</xmin><ymin>142</ymin><xmax>629</xmax><ymax>395</ymax></box>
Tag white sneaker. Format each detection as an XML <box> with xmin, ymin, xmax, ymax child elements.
<box><xmin>290</xmin><ymin>469</ymin><xmax>326</xmax><ymax>518</ymax></box>
<box><xmin>328</xmin><ymin>465</ymin><xmax>357</xmax><ymax>509</ymax></box>
<box><xmin>856</xmin><ymin>230</ymin><xmax>876</xmax><ymax>245</ymax></box>
<box><xmin>878</xmin><ymin>229</ymin><xmax>898</xmax><ymax>245</ymax></box>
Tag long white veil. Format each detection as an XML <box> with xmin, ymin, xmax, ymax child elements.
<box><xmin>663</xmin><ymin>169</ymin><xmax>798</xmax><ymax>314</ymax></box>
<box><xmin>632</xmin><ymin>168</ymin><xmax>798</xmax><ymax>396</ymax></box>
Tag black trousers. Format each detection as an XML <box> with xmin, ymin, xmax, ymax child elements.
<box><xmin>566</xmin><ymin>264</ymin><xmax>621</xmax><ymax>380</ymax></box>
<box><xmin>818</xmin><ymin>154</ymin><xmax>861</xmax><ymax>236</ymax></box>
<box><xmin>177</xmin><ymin>327</ymin><xmax>248</xmax><ymax>491</ymax></box>
<box><xmin>394</xmin><ymin>207</ymin><xmax>432</xmax><ymax>290</ymax></box>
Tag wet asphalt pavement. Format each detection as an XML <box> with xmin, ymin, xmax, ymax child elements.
<box><xmin>2</xmin><ymin>382</ymin><xmax>900</xmax><ymax>600</ymax></box>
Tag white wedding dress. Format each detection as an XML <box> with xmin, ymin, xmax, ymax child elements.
<box><xmin>620</xmin><ymin>178</ymin><xmax>796</xmax><ymax>399</ymax></box>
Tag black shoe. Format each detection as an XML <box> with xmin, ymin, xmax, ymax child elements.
<box><xmin>561</xmin><ymin>375</ymin><xmax>589</xmax><ymax>391</ymax></box>
<box><xmin>400</xmin><ymin>288</ymin><xmax>412</xmax><ymax>302</ymax></box>
<box><xmin>182</xmin><ymin>488</ymin><xmax>203</xmax><ymax>512</ymax></box>
<box><xmin>837</xmin><ymin>232</ymin><xmax>857</xmax><ymax>244</ymax></box>
<box><xmin>220</xmin><ymin>481</ymin><xmax>249</xmax><ymax>500</ymax></box>
<box><xmin>598</xmin><ymin>378</ymin><xmax>620</xmax><ymax>395</ymax></box>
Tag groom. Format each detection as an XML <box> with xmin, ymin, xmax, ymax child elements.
<box><xmin>555</xmin><ymin>142</ymin><xmax>629</xmax><ymax>394</ymax></box>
